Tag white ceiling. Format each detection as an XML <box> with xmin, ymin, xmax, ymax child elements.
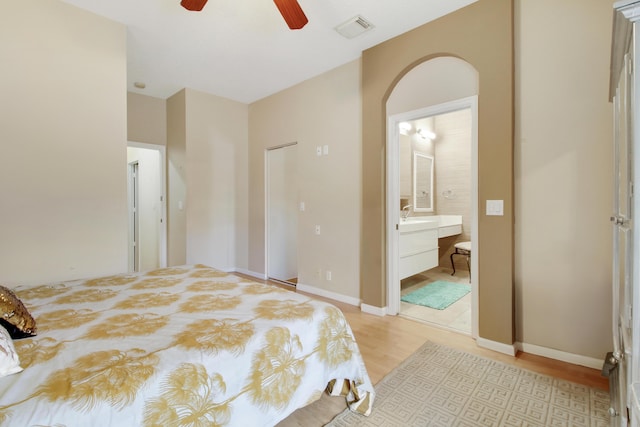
<box><xmin>59</xmin><ymin>0</ymin><xmax>477</xmax><ymax>103</ymax></box>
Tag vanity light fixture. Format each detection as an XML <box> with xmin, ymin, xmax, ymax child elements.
<box><xmin>417</xmin><ymin>128</ymin><xmax>436</xmax><ymax>140</ymax></box>
<box><xmin>399</xmin><ymin>122</ymin><xmax>412</xmax><ymax>135</ymax></box>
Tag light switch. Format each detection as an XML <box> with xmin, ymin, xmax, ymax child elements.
<box><xmin>316</xmin><ymin>146</ymin><xmax>322</xmax><ymax>156</ymax></box>
<box><xmin>315</xmin><ymin>225</ymin><xmax>321</xmax><ymax>235</ymax></box>
<box><xmin>486</xmin><ymin>200</ymin><xmax>504</xmax><ymax>216</ymax></box>
<box><xmin>299</xmin><ymin>202</ymin><xmax>305</xmax><ymax>212</ymax></box>
<box><xmin>323</xmin><ymin>145</ymin><xmax>329</xmax><ymax>155</ymax></box>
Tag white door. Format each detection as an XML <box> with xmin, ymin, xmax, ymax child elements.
<box><xmin>611</xmin><ymin>46</ymin><xmax>634</xmax><ymax>427</ymax></box>
<box><xmin>267</xmin><ymin>144</ymin><xmax>298</xmax><ymax>284</ymax></box>
<box><xmin>128</xmin><ymin>161</ymin><xmax>140</xmax><ymax>272</ymax></box>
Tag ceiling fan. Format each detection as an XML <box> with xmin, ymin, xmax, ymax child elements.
<box><xmin>180</xmin><ymin>0</ymin><xmax>308</xmax><ymax>30</ymax></box>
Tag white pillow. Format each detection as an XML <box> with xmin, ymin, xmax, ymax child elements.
<box><xmin>0</xmin><ymin>324</ymin><xmax>22</xmax><ymax>377</ymax></box>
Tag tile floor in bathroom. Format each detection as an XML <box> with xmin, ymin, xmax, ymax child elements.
<box><xmin>400</xmin><ymin>266</ymin><xmax>471</xmax><ymax>335</ymax></box>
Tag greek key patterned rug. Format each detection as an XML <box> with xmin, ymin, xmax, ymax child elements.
<box><xmin>326</xmin><ymin>341</ymin><xmax>610</xmax><ymax>427</ymax></box>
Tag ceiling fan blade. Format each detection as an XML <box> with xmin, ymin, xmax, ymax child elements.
<box><xmin>273</xmin><ymin>0</ymin><xmax>308</xmax><ymax>30</ymax></box>
<box><xmin>181</xmin><ymin>0</ymin><xmax>208</xmax><ymax>11</ymax></box>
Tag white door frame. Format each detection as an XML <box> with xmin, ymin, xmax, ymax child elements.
<box><xmin>265</xmin><ymin>142</ymin><xmax>298</xmax><ymax>284</ymax></box>
<box><xmin>386</xmin><ymin>96</ymin><xmax>479</xmax><ymax>338</ymax></box>
<box><xmin>127</xmin><ymin>141</ymin><xmax>168</xmax><ymax>269</ymax></box>
<box><xmin>127</xmin><ymin>161</ymin><xmax>139</xmax><ymax>272</ymax></box>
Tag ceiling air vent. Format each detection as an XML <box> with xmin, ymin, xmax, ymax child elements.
<box><xmin>335</xmin><ymin>15</ymin><xmax>374</xmax><ymax>39</ymax></box>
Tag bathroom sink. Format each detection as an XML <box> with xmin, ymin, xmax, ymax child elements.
<box><xmin>399</xmin><ymin>215</ymin><xmax>462</xmax><ymax>237</ymax></box>
<box><xmin>399</xmin><ymin>217</ymin><xmax>438</xmax><ymax>232</ymax></box>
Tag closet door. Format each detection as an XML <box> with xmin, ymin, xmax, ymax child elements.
<box><xmin>266</xmin><ymin>144</ymin><xmax>298</xmax><ymax>284</ymax></box>
<box><xmin>610</xmin><ymin>5</ymin><xmax>639</xmax><ymax>425</ymax></box>
<box><xmin>611</xmin><ymin>49</ymin><xmax>633</xmax><ymax>426</ymax></box>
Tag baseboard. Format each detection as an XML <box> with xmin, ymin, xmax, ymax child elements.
<box><xmin>476</xmin><ymin>337</ymin><xmax>517</xmax><ymax>356</ymax></box>
<box><xmin>360</xmin><ymin>304</ymin><xmax>387</xmax><ymax>317</ymax></box>
<box><xmin>233</xmin><ymin>268</ymin><xmax>266</xmax><ymax>280</ymax></box>
<box><xmin>295</xmin><ymin>283</ymin><xmax>361</xmax><ymax>307</ymax></box>
<box><xmin>231</xmin><ymin>271</ymin><xmax>361</xmax><ymax>308</ymax></box>
<box><xmin>215</xmin><ymin>270</ymin><xmax>602</xmax><ymax>370</ymax></box>
<box><xmin>516</xmin><ymin>341</ymin><xmax>604</xmax><ymax>370</ymax></box>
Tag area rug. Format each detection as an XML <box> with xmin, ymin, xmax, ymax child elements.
<box><xmin>401</xmin><ymin>280</ymin><xmax>470</xmax><ymax>310</ymax></box>
<box><xmin>326</xmin><ymin>341</ymin><xmax>610</xmax><ymax>427</ymax></box>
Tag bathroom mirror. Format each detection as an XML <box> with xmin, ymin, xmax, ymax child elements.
<box><xmin>413</xmin><ymin>152</ymin><xmax>434</xmax><ymax>212</ymax></box>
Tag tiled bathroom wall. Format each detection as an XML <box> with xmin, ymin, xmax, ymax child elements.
<box><xmin>433</xmin><ymin>109</ymin><xmax>472</xmax><ymax>269</ymax></box>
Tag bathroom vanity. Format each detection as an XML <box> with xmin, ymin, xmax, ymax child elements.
<box><xmin>399</xmin><ymin>215</ymin><xmax>462</xmax><ymax>280</ymax></box>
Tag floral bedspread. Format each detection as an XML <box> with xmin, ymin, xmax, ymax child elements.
<box><xmin>0</xmin><ymin>265</ymin><xmax>374</xmax><ymax>426</ymax></box>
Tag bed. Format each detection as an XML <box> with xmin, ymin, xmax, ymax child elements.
<box><xmin>0</xmin><ymin>264</ymin><xmax>374</xmax><ymax>426</ymax></box>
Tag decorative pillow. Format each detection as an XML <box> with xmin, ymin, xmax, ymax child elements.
<box><xmin>0</xmin><ymin>285</ymin><xmax>37</xmax><ymax>339</ymax></box>
<box><xmin>0</xmin><ymin>324</ymin><xmax>23</xmax><ymax>377</ymax></box>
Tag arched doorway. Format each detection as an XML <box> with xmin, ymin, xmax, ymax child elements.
<box><xmin>385</xmin><ymin>57</ymin><xmax>479</xmax><ymax>338</ymax></box>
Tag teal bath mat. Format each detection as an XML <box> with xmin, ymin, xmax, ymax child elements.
<box><xmin>401</xmin><ymin>280</ymin><xmax>471</xmax><ymax>310</ymax></box>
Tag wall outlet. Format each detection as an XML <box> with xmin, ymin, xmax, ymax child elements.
<box><xmin>326</xmin><ymin>270</ymin><xmax>332</xmax><ymax>281</ymax></box>
<box><xmin>323</xmin><ymin>145</ymin><xmax>329</xmax><ymax>155</ymax></box>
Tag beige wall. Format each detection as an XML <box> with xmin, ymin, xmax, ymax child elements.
<box><xmin>514</xmin><ymin>0</ymin><xmax>613</xmax><ymax>358</ymax></box>
<box><xmin>167</xmin><ymin>89</ymin><xmax>249</xmax><ymax>270</ymax></box>
<box><xmin>128</xmin><ymin>92</ymin><xmax>167</xmax><ymax>146</ymax></box>
<box><xmin>184</xmin><ymin>89</ymin><xmax>248</xmax><ymax>270</ymax></box>
<box><xmin>249</xmin><ymin>60</ymin><xmax>362</xmax><ymax>299</ymax></box>
<box><xmin>362</xmin><ymin>0</ymin><xmax>514</xmax><ymax>345</ymax></box>
<box><xmin>0</xmin><ymin>0</ymin><xmax>128</xmax><ymax>285</ymax></box>
<box><xmin>167</xmin><ymin>90</ymin><xmax>187</xmax><ymax>266</ymax></box>
<box><xmin>387</xmin><ymin>57</ymin><xmax>479</xmax><ymax>116</ymax></box>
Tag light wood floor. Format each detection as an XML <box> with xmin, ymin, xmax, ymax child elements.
<box><xmin>332</xmin><ymin>298</ymin><xmax>607</xmax><ymax>390</ymax></box>
<box><xmin>237</xmin><ymin>273</ymin><xmax>608</xmax><ymax>425</ymax></box>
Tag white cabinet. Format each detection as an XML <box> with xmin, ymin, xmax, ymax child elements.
<box><xmin>399</xmin><ymin>219</ymin><xmax>439</xmax><ymax>280</ymax></box>
<box><xmin>398</xmin><ymin>215</ymin><xmax>464</xmax><ymax>280</ymax></box>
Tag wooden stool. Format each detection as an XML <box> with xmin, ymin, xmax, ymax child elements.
<box><xmin>450</xmin><ymin>241</ymin><xmax>471</xmax><ymax>282</ymax></box>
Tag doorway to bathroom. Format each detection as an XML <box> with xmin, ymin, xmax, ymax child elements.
<box><xmin>266</xmin><ymin>143</ymin><xmax>298</xmax><ymax>286</ymax></box>
<box><xmin>397</xmin><ymin>107</ymin><xmax>473</xmax><ymax>334</ymax></box>
<box><xmin>387</xmin><ymin>97</ymin><xmax>478</xmax><ymax>337</ymax></box>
